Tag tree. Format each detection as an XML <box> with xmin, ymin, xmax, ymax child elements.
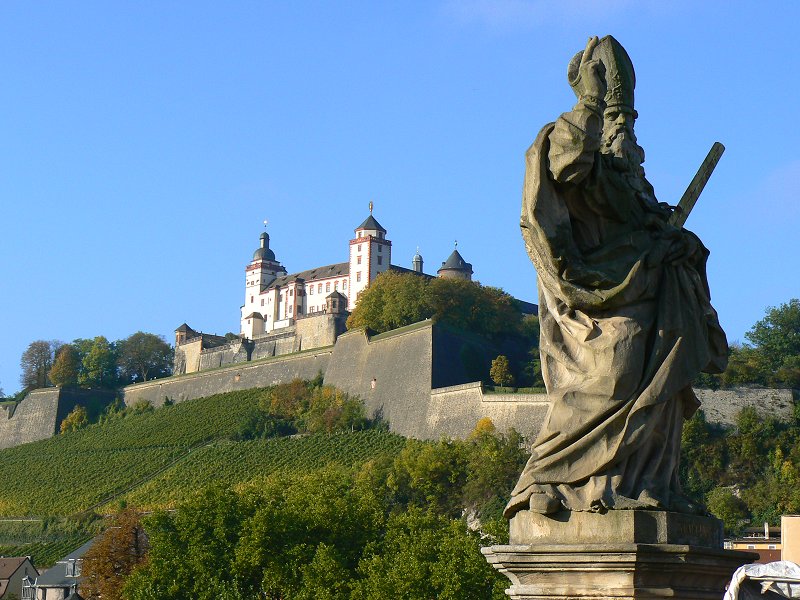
<box><xmin>746</xmin><ymin>299</ymin><xmax>800</xmax><ymax>374</ymax></box>
<box><xmin>346</xmin><ymin>271</ymin><xmax>523</xmax><ymax>340</ymax></box>
<box><xmin>117</xmin><ymin>332</ymin><xmax>173</xmax><ymax>383</ymax></box>
<box><xmin>60</xmin><ymin>404</ymin><xmax>89</xmax><ymax>433</ymax></box>
<box><xmin>79</xmin><ymin>336</ymin><xmax>118</xmax><ymax>388</ymax></box>
<box><xmin>346</xmin><ymin>270</ymin><xmax>431</xmax><ymax>333</ymax></box>
<box><xmin>20</xmin><ymin>340</ymin><xmax>62</xmax><ymax>390</ymax></box>
<box><xmin>490</xmin><ymin>355</ymin><xmax>514</xmax><ymax>387</ymax></box>
<box><xmin>81</xmin><ymin>507</ymin><xmax>149</xmax><ymax>600</ymax></box>
<box><xmin>49</xmin><ymin>345</ymin><xmax>81</xmax><ymax>387</ymax></box>
<box><xmin>706</xmin><ymin>487</ymin><xmax>749</xmax><ymax>536</ymax></box>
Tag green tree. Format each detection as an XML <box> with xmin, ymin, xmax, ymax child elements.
<box><xmin>20</xmin><ymin>340</ymin><xmax>62</xmax><ymax>390</ymax></box>
<box><xmin>346</xmin><ymin>271</ymin><xmax>523</xmax><ymax>340</ymax></box>
<box><xmin>490</xmin><ymin>355</ymin><xmax>514</xmax><ymax>387</ymax></box>
<box><xmin>49</xmin><ymin>345</ymin><xmax>81</xmax><ymax>387</ymax></box>
<box><xmin>79</xmin><ymin>336</ymin><xmax>118</xmax><ymax>388</ymax></box>
<box><xmin>117</xmin><ymin>331</ymin><xmax>173</xmax><ymax>383</ymax></box>
<box><xmin>706</xmin><ymin>487</ymin><xmax>749</xmax><ymax>536</ymax></box>
<box><xmin>351</xmin><ymin>508</ymin><xmax>505</xmax><ymax>600</ymax></box>
<box><xmin>346</xmin><ymin>270</ymin><xmax>431</xmax><ymax>333</ymax></box>
<box><xmin>60</xmin><ymin>404</ymin><xmax>89</xmax><ymax>433</ymax></box>
<box><xmin>746</xmin><ymin>299</ymin><xmax>800</xmax><ymax>375</ymax></box>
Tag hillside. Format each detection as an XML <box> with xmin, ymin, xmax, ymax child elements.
<box><xmin>0</xmin><ymin>387</ymin><xmax>407</xmax><ymax>565</ymax></box>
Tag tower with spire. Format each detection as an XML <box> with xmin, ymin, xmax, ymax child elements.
<box><xmin>347</xmin><ymin>202</ymin><xmax>391</xmax><ymax>309</ymax></box>
<box><xmin>241</xmin><ymin>227</ymin><xmax>287</xmax><ymax>338</ymax></box>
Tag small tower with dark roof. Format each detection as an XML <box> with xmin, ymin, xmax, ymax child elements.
<box><xmin>348</xmin><ymin>202</ymin><xmax>391</xmax><ymax>309</ymax></box>
<box><xmin>242</xmin><ymin>227</ymin><xmax>287</xmax><ymax>339</ymax></box>
<box><xmin>437</xmin><ymin>243</ymin><xmax>473</xmax><ymax>281</ymax></box>
<box><xmin>412</xmin><ymin>248</ymin><xmax>423</xmax><ymax>273</ymax></box>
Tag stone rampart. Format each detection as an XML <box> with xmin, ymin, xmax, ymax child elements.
<box><xmin>425</xmin><ymin>382</ymin><xmax>550</xmax><ymax>440</ymax></box>
<box><xmin>695</xmin><ymin>387</ymin><xmax>795</xmax><ymax>426</ymax></box>
<box><xmin>123</xmin><ymin>348</ymin><xmax>333</xmax><ymax>408</ymax></box>
<box><xmin>0</xmin><ymin>388</ymin><xmax>116</xmax><ymax>449</ymax></box>
<box><xmin>324</xmin><ymin>322</ymin><xmax>435</xmax><ymax>438</ymax></box>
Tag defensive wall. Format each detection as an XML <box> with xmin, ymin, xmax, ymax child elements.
<box><xmin>124</xmin><ymin>320</ymin><xmax>795</xmax><ymax>442</ymax></box>
<box><xmin>124</xmin><ymin>346</ymin><xmax>333</xmax><ymax>407</ymax></box>
<box><xmin>1</xmin><ymin>323</ymin><xmax>795</xmax><ymax>449</ymax></box>
<box><xmin>0</xmin><ymin>388</ymin><xmax>115</xmax><ymax>450</ymax></box>
<box><xmin>174</xmin><ymin>313</ymin><xmax>347</xmax><ymax>375</ymax></box>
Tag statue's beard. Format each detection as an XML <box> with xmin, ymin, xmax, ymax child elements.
<box><xmin>602</xmin><ymin>128</ymin><xmax>645</xmax><ymax>171</ymax></box>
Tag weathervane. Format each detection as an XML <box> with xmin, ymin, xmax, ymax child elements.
<box><xmin>263</xmin><ymin>219</ymin><xmax>268</xmax><ymax>229</ymax></box>
<box><xmin>454</xmin><ymin>239</ymin><xmax>458</xmax><ymax>249</ymax></box>
<box><xmin>369</xmin><ymin>200</ymin><xmax>374</xmax><ymax>214</ymax></box>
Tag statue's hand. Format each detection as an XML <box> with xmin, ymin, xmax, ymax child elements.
<box><xmin>569</xmin><ymin>36</ymin><xmax>607</xmax><ymax>112</ymax></box>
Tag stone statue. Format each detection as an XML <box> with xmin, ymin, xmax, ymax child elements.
<box><xmin>504</xmin><ymin>35</ymin><xmax>728</xmax><ymax>518</ymax></box>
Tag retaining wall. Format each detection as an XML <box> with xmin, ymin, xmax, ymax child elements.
<box><xmin>123</xmin><ymin>348</ymin><xmax>333</xmax><ymax>407</ymax></box>
<box><xmin>0</xmin><ymin>389</ymin><xmax>115</xmax><ymax>450</ymax></box>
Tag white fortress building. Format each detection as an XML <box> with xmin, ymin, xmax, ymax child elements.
<box><xmin>240</xmin><ymin>208</ymin><xmax>473</xmax><ymax>339</ymax></box>
<box><xmin>174</xmin><ymin>207</ymin><xmax>477</xmax><ymax>374</ymax></box>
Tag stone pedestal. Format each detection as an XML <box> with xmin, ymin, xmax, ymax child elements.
<box><xmin>483</xmin><ymin>511</ymin><xmax>756</xmax><ymax>600</ymax></box>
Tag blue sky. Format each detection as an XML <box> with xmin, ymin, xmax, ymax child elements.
<box><xmin>1</xmin><ymin>1</ymin><xmax>798</xmax><ymax>394</ymax></box>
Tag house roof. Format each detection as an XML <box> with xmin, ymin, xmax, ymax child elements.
<box><xmin>244</xmin><ymin>312</ymin><xmax>264</xmax><ymax>320</ymax></box>
<box><xmin>0</xmin><ymin>557</ymin><xmax>30</xmax><ymax>579</ymax></box>
<box><xmin>326</xmin><ymin>290</ymin><xmax>347</xmax><ymax>300</ymax></box>
<box><xmin>356</xmin><ymin>214</ymin><xmax>386</xmax><ymax>233</ymax></box>
<box><xmin>36</xmin><ymin>539</ymin><xmax>95</xmax><ymax>588</ymax></box>
<box><xmin>175</xmin><ymin>323</ymin><xmax>195</xmax><ymax>333</ymax></box>
<box><xmin>388</xmin><ymin>265</ymin><xmax>435</xmax><ymax>279</ymax></box>
<box><xmin>264</xmin><ymin>262</ymin><xmax>350</xmax><ymax>291</ymax></box>
<box><xmin>439</xmin><ymin>249</ymin><xmax>472</xmax><ymax>273</ymax></box>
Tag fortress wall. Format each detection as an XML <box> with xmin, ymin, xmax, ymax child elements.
<box><xmin>0</xmin><ymin>388</ymin><xmax>116</xmax><ymax>450</ymax></box>
<box><xmin>180</xmin><ymin>339</ymin><xmax>203</xmax><ymax>373</ymax></box>
<box><xmin>323</xmin><ymin>323</ymin><xmax>434</xmax><ymax>439</ymax></box>
<box><xmin>0</xmin><ymin>389</ymin><xmax>61</xmax><ymax>449</ymax></box>
<box><xmin>695</xmin><ymin>387</ymin><xmax>795</xmax><ymax>426</ymax></box>
<box><xmin>251</xmin><ymin>329</ymin><xmax>297</xmax><ymax>360</ymax></box>
<box><xmin>296</xmin><ymin>314</ymin><xmax>345</xmax><ymax>352</ymax></box>
<box><xmin>425</xmin><ymin>382</ymin><xmax>550</xmax><ymax>440</ymax></box>
<box><xmin>123</xmin><ymin>349</ymin><xmax>332</xmax><ymax>408</ymax></box>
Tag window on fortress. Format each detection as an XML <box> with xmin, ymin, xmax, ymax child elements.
<box><xmin>378</xmin><ymin>245</ymin><xmax>382</xmax><ymax>252</ymax></box>
<box><xmin>358</xmin><ymin>244</ymin><xmax>362</xmax><ymax>251</ymax></box>
<box><xmin>310</xmin><ymin>286</ymin><xmax>314</xmax><ymax>294</ymax></box>
<box><xmin>335</xmin><ymin>281</ymin><xmax>339</xmax><ymax>290</ymax></box>
<box><xmin>250</xmin><ymin>296</ymin><xmax>254</xmax><ymax>303</ymax></box>
<box><xmin>326</xmin><ymin>282</ymin><xmax>331</xmax><ymax>292</ymax></box>
<box><xmin>290</xmin><ymin>289</ymin><xmax>294</xmax><ymax>296</ymax></box>
<box><xmin>343</xmin><ymin>280</ymin><xmax>347</xmax><ymax>289</ymax></box>
<box><xmin>356</xmin><ymin>272</ymin><xmax>361</xmax><ymax>282</ymax></box>
<box><xmin>357</xmin><ymin>255</ymin><xmax>362</xmax><ymax>265</ymax></box>
<box><xmin>318</xmin><ymin>284</ymin><xmax>322</xmax><ymax>293</ymax></box>
<box><xmin>377</xmin><ymin>256</ymin><xmax>383</xmax><ymax>265</ymax></box>
<box><xmin>261</xmin><ymin>299</ymin><xmax>264</xmax><ymax>306</ymax></box>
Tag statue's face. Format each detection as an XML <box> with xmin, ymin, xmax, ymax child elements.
<box><xmin>602</xmin><ymin>108</ymin><xmax>644</xmax><ymax>168</ymax></box>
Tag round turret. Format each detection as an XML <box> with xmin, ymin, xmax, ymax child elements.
<box><xmin>253</xmin><ymin>232</ymin><xmax>276</xmax><ymax>262</ymax></box>
<box><xmin>437</xmin><ymin>248</ymin><xmax>473</xmax><ymax>281</ymax></box>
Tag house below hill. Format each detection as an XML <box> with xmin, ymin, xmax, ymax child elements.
<box><xmin>0</xmin><ymin>556</ymin><xmax>37</xmax><ymax>600</ymax></box>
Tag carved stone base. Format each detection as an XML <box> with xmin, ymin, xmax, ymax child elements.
<box><xmin>483</xmin><ymin>511</ymin><xmax>756</xmax><ymax>600</ymax></box>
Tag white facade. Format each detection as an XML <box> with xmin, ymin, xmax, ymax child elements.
<box><xmin>240</xmin><ymin>212</ymin><xmax>395</xmax><ymax>339</ymax></box>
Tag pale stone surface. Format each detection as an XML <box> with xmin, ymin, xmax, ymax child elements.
<box><xmin>483</xmin><ymin>543</ymin><xmax>753</xmax><ymax>600</ymax></box>
<box><xmin>509</xmin><ymin>509</ymin><xmax>723</xmax><ymax>547</ymax></box>
<box><xmin>506</xmin><ymin>34</ymin><xmax>728</xmax><ymax>518</ymax></box>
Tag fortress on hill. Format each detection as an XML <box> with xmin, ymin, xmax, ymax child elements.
<box><xmin>173</xmin><ymin>206</ymin><xmax>535</xmax><ymax>375</ymax></box>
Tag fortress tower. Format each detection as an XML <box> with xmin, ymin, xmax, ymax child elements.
<box><xmin>241</xmin><ymin>231</ymin><xmax>287</xmax><ymax>338</ymax></box>
<box><xmin>347</xmin><ymin>205</ymin><xmax>391</xmax><ymax>309</ymax></box>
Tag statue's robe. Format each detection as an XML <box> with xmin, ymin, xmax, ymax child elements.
<box><xmin>504</xmin><ymin>106</ymin><xmax>728</xmax><ymax>517</ymax></box>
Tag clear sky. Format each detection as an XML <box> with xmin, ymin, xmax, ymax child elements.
<box><xmin>1</xmin><ymin>1</ymin><xmax>798</xmax><ymax>394</ymax></box>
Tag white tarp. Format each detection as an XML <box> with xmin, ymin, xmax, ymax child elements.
<box><xmin>725</xmin><ymin>562</ymin><xmax>800</xmax><ymax>600</ymax></box>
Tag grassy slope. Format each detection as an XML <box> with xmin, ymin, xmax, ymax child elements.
<box><xmin>0</xmin><ymin>388</ymin><xmax>406</xmax><ymax>565</ymax></box>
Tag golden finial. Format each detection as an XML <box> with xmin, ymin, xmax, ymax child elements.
<box><xmin>369</xmin><ymin>200</ymin><xmax>374</xmax><ymax>214</ymax></box>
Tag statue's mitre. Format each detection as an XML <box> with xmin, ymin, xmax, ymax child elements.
<box><xmin>568</xmin><ymin>35</ymin><xmax>636</xmax><ymax>111</ymax></box>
